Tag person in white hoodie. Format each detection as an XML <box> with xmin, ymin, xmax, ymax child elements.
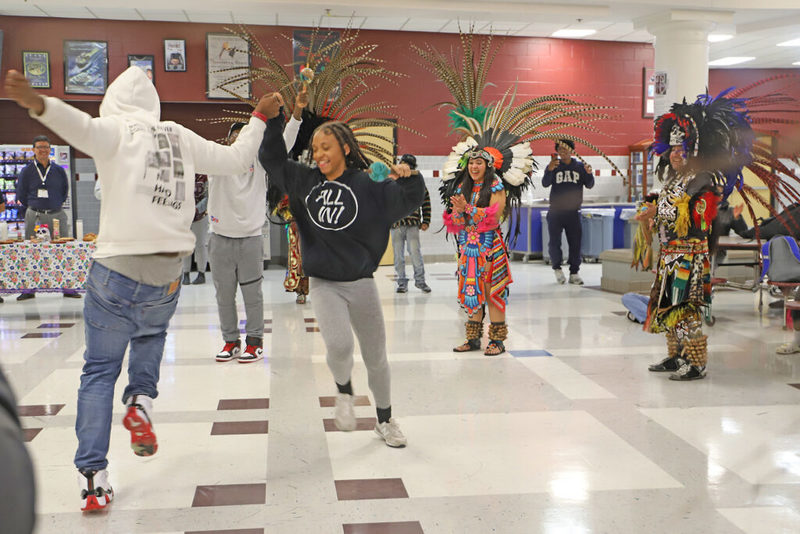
<box><xmin>210</xmin><ymin>87</ymin><xmax>306</xmax><ymax>364</ymax></box>
<box><xmin>4</xmin><ymin>66</ymin><xmax>283</xmax><ymax>512</ymax></box>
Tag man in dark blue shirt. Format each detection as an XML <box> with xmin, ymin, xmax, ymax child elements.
<box><xmin>15</xmin><ymin>135</ymin><xmax>79</xmax><ymax>300</ymax></box>
<box><xmin>542</xmin><ymin>139</ymin><xmax>594</xmax><ymax>285</ymax></box>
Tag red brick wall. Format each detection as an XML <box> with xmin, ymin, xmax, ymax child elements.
<box><xmin>0</xmin><ymin>16</ymin><xmax>657</xmax><ymax>156</ymax></box>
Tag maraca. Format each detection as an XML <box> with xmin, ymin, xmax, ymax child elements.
<box><xmin>300</xmin><ymin>66</ymin><xmax>314</xmax><ymax>84</ymax></box>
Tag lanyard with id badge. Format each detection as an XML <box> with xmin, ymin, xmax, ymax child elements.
<box><xmin>36</xmin><ymin>163</ymin><xmax>51</xmax><ymax>199</ymax></box>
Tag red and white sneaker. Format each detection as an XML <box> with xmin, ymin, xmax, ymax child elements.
<box><xmin>216</xmin><ymin>340</ymin><xmax>241</xmax><ymax>362</ymax></box>
<box><xmin>238</xmin><ymin>344</ymin><xmax>263</xmax><ymax>363</ymax></box>
<box><xmin>122</xmin><ymin>395</ymin><xmax>157</xmax><ymax>457</ymax></box>
<box><xmin>79</xmin><ymin>468</ymin><xmax>114</xmax><ymax>512</ymax></box>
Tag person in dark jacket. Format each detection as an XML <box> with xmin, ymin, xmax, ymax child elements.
<box><xmin>391</xmin><ymin>154</ymin><xmax>432</xmax><ymax>293</ymax></box>
<box><xmin>259</xmin><ymin>110</ymin><xmax>423</xmax><ymax>448</ymax></box>
<box><xmin>542</xmin><ymin>139</ymin><xmax>594</xmax><ymax>285</ymax></box>
<box><xmin>0</xmin><ymin>366</ymin><xmax>36</xmax><ymax>534</ymax></box>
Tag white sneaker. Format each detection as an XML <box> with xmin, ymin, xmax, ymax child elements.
<box><xmin>374</xmin><ymin>418</ymin><xmax>407</xmax><ymax>448</ymax></box>
<box><xmin>78</xmin><ymin>468</ymin><xmax>114</xmax><ymax>512</ymax></box>
<box><xmin>334</xmin><ymin>393</ymin><xmax>356</xmax><ymax>431</ymax></box>
<box><xmin>569</xmin><ymin>273</ymin><xmax>584</xmax><ymax>285</ymax></box>
<box><xmin>554</xmin><ymin>269</ymin><xmax>566</xmax><ymax>284</ymax></box>
<box><xmin>776</xmin><ymin>342</ymin><xmax>800</xmax><ymax>354</ymax></box>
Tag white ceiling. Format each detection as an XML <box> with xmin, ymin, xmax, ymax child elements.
<box><xmin>1</xmin><ymin>1</ymin><xmax>799</xmax><ymax>68</ymax></box>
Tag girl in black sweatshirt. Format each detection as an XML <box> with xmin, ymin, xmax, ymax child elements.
<box><xmin>259</xmin><ymin>114</ymin><xmax>423</xmax><ymax>447</ymax></box>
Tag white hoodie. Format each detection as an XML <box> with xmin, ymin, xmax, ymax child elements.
<box><xmin>31</xmin><ymin>66</ymin><xmax>266</xmax><ymax>258</ymax></box>
<box><xmin>207</xmin><ymin>117</ymin><xmax>301</xmax><ymax>238</ymax></box>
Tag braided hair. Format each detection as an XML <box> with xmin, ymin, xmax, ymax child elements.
<box><xmin>307</xmin><ymin>121</ymin><xmax>371</xmax><ymax>171</ymax></box>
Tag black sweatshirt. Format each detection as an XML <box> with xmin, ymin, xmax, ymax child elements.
<box><xmin>542</xmin><ymin>159</ymin><xmax>595</xmax><ymax>211</ymax></box>
<box><xmin>258</xmin><ymin>116</ymin><xmax>424</xmax><ymax>281</ymax></box>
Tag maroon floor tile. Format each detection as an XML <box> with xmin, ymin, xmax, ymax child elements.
<box><xmin>37</xmin><ymin>322</ymin><xmax>75</xmax><ymax>328</ymax></box>
<box><xmin>335</xmin><ymin>478</ymin><xmax>409</xmax><ymax>501</ymax></box>
<box><xmin>191</xmin><ymin>483</ymin><xmax>266</xmax><ymax>507</ymax></box>
<box><xmin>23</xmin><ymin>428</ymin><xmax>42</xmax><ymax>442</ymax></box>
<box><xmin>217</xmin><ymin>398</ymin><xmax>269</xmax><ymax>410</ymax></box>
<box><xmin>264</xmin><ymin>319</ymin><xmax>272</xmax><ymax>324</ymax></box>
<box><xmin>22</xmin><ymin>332</ymin><xmax>61</xmax><ymax>339</ymax></box>
<box><xmin>342</xmin><ymin>521</ymin><xmax>424</xmax><ymax>534</ymax></box>
<box><xmin>306</xmin><ymin>327</ymin><xmax>320</xmax><ymax>332</ymax></box>
<box><xmin>186</xmin><ymin>529</ymin><xmax>264</xmax><ymax>534</ymax></box>
<box><xmin>303</xmin><ymin>318</ymin><xmax>316</xmax><ymax>323</ymax></box>
<box><xmin>17</xmin><ymin>404</ymin><xmax>65</xmax><ymax>416</ymax></box>
<box><xmin>210</xmin><ymin>421</ymin><xmax>268</xmax><ymax>435</ymax></box>
<box><xmin>318</xmin><ymin>395</ymin><xmax>371</xmax><ymax>407</ymax></box>
<box><xmin>323</xmin><ymin>417</ymin><xmax>376</xmax><ymax>432</ymax></box>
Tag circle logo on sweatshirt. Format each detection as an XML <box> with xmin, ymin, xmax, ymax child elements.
<box><xmin>305</xmin><ymin>181</ymin><xmax>359</xmax><ymax>231</ymax></box>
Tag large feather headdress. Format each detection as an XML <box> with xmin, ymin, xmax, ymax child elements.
<box><xmin>652</xmin><ymin>76</ymin><xmax>800</xmax><ymax>241</ymax></box>
<box><xmin>202</xmin><ymin>24</ymin><xmax>409</xmax><ymax>165</ymax></box>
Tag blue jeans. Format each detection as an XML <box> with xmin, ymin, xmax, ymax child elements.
<box><xmin>74</xmin><ymin>262</ymin><xmax>180</xmax><ymax>471</ymax></box>
<box><xmin>622</xmin><ymin>292</ymin><xmax>649</xmax><ymax>323</ymax></box>
<box><xmin>391</xmin><ymin>225</ymin><xmax>425</xmax><ymax>286</ymax></box>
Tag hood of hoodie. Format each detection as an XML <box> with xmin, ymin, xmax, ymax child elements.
<box><xmin>99</xmin><ymin>66</ymin><xmax>160</xmax><ymax>124</ymax></box>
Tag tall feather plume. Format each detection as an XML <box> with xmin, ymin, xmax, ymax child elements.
<box><xmin>201</xmin><ymin>23</ymin><xmax>422</xmax><ymax>166</ymax></box>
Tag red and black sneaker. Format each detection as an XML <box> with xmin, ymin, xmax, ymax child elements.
<box><xmin>238</xmin><ymin>344</ymin><xmax>264</xmax><ymax>363</ymax></box>
<box><xmin>238</xmin><ymin>336</ymin><xmax>263</xmax><ymax>363</ymax></box>
<box><xmin>79</xmin><ymin>469</ymin><xmax>114</xmax><ymax>512</ymax></box>
<box><xmin>216</xmin><ymin>340</ymin><xmax>241</xmax><ymax>362</ymax></box>
<box><xmin>122</xmin><ymin>395</ymin><xmax>158</xmax><ymax>457</ymax></box>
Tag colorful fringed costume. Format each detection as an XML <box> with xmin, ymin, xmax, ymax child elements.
<box><xmin>645</xmin><ymin>172</ymin><xmax>717</xmax><ymax>336</ymax></box>
<box><xmin>443</xmin><ymin>179</ymin><xmax>511</xmax><ymax>316</ymax></box>
<box><xmin>642</xmin><ymin>81</ymin><xmax>800</xmax><ymax>380</ymax></box>
<box><xmin>274</xmin><ymin>196</ymin><xmax>309</xmax><ymax>297</ymax></box>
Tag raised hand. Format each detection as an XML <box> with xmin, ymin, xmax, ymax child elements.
<box><xmin>547</xmin><ymin>153</ymin><xmax>559</xmax><ymax>171</ymax></box>
<box><xmin>4</xmin><ymin>70</ymin><xmax>45</xmax><ymax>115</ymax></box>
<box><xmin>292</xmin><ymin>85</ymin><xmax>309</xmax><ymax>120</ymax></box>
<box><xmin>388</xmin><ymin>163</ymin><xmax>411</xmax><ymax>180</ymax></box>
<box><xmin>255</xmin><ymin>92</ymin><xmax>284</xmax><ymax>119</ymax></box>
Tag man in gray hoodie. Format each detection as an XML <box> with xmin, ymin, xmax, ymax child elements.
<box><xmin>4</xmin><ymin>67</ymin><xmax>282</xmax><ymax>512</ymax></box>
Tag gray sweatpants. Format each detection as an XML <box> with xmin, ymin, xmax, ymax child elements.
<box><xmin>208</xmin><ymin>233</ymin><xmax>264</xmax><ymax>342</ymax></box>
<box><xmin>310</xmin><ymin>277</ymin><xmax>391</xmax><ymax>409</ymax></box>
<box><xmin>182</xmin><ymin>217</ymin><xmax>209</xmax><ymax>273</ymax></box>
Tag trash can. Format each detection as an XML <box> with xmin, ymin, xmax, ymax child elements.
<box><xmin>620</xmin><ymin>208</ymin><xmax>638</xmax><ymax>249</ymax></box>
<box><xmin>581</xmin><ymin>208</ymin><xmax>615</xmax><ymax>262</ymax></box>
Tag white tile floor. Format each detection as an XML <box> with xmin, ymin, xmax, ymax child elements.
<box><xmin>3</xmin><ymin>261</ymin><xmax>800</xmax><ymax>533</ymax></box>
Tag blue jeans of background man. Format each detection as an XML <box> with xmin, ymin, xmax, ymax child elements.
<box><xmin>547</xmin><ymin>209</ymin><xmax>582</xmax><ymax>274</ymax></box>
<box><xmin>622</xmin><ymin>292</ymin><xmax>649</xmax><ymax>323</ymax></box>
<box><xmin>74</xmin><ymin>261</ymin><xmax>180</xmax><ymax>471</ymax></box>
<box><xmin>391</xmin><ymin>225</ymin><xmax>425</xmax><ymax>287</ymax></box>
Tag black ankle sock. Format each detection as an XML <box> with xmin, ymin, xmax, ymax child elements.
<box><xmin>376</xmin><ymin>406</ymin><xmax>391</xmax><ymax>424</ymax></box>
<box><xmin>336</xmin><ymin>380</ymin><xmax>353</xmax><ymax>395</ymax></box>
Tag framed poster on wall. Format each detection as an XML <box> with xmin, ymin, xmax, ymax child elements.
<box><xmin>64</xmin><ymin>40</ymin><xmax>108</xmax><ymax>95</ymax></box>
<box><xmin>23</xmin><ymin>51</ymin><xmax>50</xmax><ymax>88</ymax></box>
<box><xmin>128</xmin><ymin>55</ymin><xmax>155</xmax><ymax>83</ymax></box>
<box><xmin>206</xmin><ymin>32</ymin><xmax>250</xmax><ymax>100</ymax></box>
<box><xmin>164</xmin><ymin>39</ymin><xmax>186</xmax><ymax>72</ymax></box>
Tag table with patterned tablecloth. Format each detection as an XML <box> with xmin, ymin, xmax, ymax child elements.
<box><xmin>0</xmin><ymin>241</ymin><xmax>96</xmax><ymax>293</ymax></box>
